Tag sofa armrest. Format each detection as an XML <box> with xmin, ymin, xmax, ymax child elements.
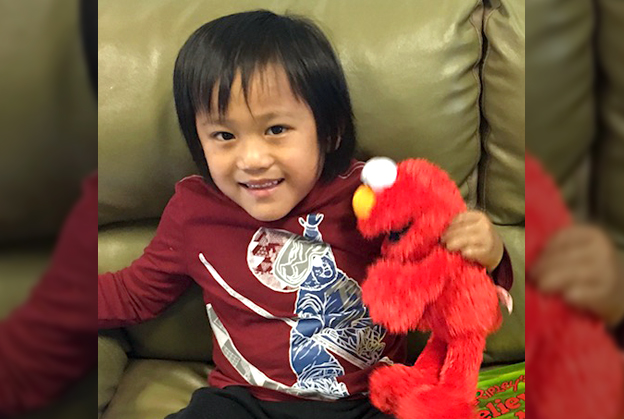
<box><xmin>98</xmin><ymin>330</ymin><xmax>129</xmax><ymax>418</ymax></box>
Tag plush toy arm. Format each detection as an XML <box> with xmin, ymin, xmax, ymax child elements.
<box><xmin>406</xmin><ymin>212</ymin><xmax>454</xmax><ymax>256</ymax></box>
<box><xmin>362</xmin><ymin>247</ymin><xmax>451</xmax><ymax>333</ymax></box>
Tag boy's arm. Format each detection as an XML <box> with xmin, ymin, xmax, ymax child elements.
<box><xmin>0</xmin><ymin>175</ymin><xmax>97</xmax><ymax>417</ymax></box>
<box><xmin>98</xmin><ymin>183</ymin><xmax>192</xmax><ymax>329</ymax></box>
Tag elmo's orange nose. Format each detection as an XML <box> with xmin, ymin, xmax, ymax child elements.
<box><xmin>353</xmin><ymin>185</ymin><xmax>376</xmax><ymax>220</ymax></box>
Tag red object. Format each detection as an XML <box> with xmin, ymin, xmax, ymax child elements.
<box><xmin>0</xmin><ymin>174</ymin><xmax>97</xmax><ymax>417</ymax></box>
<box><xmin>525</xmin><ymin>153</ymin><xmax>623</xmax><ymax>419</ymax></box>
<box><xmin>357</xmin><ymin>159</ymin><xmax>502</xmax><ymax>419</ymax></box>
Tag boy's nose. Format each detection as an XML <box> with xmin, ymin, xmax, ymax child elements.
<box><xmin>237</xmin><ymin>136</ymin><xmax>274</xmax><ymax>172</ymax></box>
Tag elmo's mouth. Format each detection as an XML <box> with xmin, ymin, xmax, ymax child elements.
<box><xmin>388</xmin><ymin>223</ymin><xmax>412</xmax><ymax>243</ymax></box>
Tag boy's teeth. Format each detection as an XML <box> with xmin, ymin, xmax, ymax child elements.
<box><xmin>246</xmin><ymin>180</ymin><xmax>280</xmax><ymax>189</ymax></box>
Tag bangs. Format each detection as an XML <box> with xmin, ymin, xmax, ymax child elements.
<box><xmin>194</xmin><ymin>60</ymin><xmax>305</xmax><ymax>122</ymax></box>
<box><xmin>178</xmin><ymin>13</ymin><xmax>311</xmax><ymax>120</ymax></box>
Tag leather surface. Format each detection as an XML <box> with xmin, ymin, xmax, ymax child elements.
<box><xmin>100</xmin><ymin>360</ymin><xmax>210</xmax><ymax>419</ymax></box>
<box><xmin>0</xmin><ymin>0</ymin><xmax>96</xmax><ymax>243</ymax></box>
<box><xmin>525</xmin><ymin>0</ymin><xmax>595</xmax><ymax>209</ymax></box>
<box><xmin>480</xmin><ymin>0</ymin><xmax>525</xmax><ymax>225</ymax></box>
<box><xmin>595</xmin><ymin>0</ymin><xmax>624</xmax><ymax>248</ymax></box>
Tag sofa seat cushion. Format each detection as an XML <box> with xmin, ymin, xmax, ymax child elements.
<box><xmin>0</xmin><ymin>250</ymin><xmax>50</xmax><ymax>319</ymax></box>
<box><xmin>102</xmin><ymin>359</ymin><xmax>211</xmax><ymax>419</ymax></box>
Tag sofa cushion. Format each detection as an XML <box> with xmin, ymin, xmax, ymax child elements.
<box><xmin>101</xmin><ymin>360</ymin><xmax>210</xmax><ymax>419</ymax></box>
<box><xmin>98</xmin><ymin>0</ymin><xmax>490</xmax><ymax>225</ymax></box>
<box><xmin>98</xmin><ymin>332</ymin><xmax>130</xmax><ymax>418</ymax></box>
<box><xmin>595</xmin><ymin>0</ymin><xmax>624</xmax><ymax>249</ymax></box>
<box><xmin>0</xmin><ymin>0</ymin><xmax>96</xmax><ymax>243</ymax></box>
<box><xmin>480</xmin><ymin>0</ymin><xmax>525</xmax><ymax>226</ymax></box>
<box><xmin>0</xmin><ymin>250</ymin><xmax>50</xmax><ymax>319</ymax></box>
<box><xmin>526</xmin><ymin>0</ymin><xmax>595</xmax><ymax>211</ymax></box>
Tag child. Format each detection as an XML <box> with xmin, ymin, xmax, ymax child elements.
<box><xmin>98</xmin><ymin>10</ymin><xmax>512</xmax><ymax>419</ymax></box>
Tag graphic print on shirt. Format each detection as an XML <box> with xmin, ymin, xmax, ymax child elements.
<box><xmin>249</xmin><ymin>213</ymin><xmax>386</xmax><ymax>398</ymax></box>
<box><xmin>201</xmin><ymin>213</ymin><xmax>386</xmax><ymax>400</ymax></box>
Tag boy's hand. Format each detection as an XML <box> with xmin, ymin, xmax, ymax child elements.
<box><xmin>441</xmin><ymin>210</ymin><xmax>504</xmax><ymax>272</ymax></box>
<box><xmin>530</xmin><ymin>224</ymin><xmax>624</xmax><ymax>327</ymax></box>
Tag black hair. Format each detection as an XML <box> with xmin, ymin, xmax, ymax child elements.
<box><xmin>173</xmin><ymin>10</ymin><xmax>356</xmax><ymax>183</ymax></box>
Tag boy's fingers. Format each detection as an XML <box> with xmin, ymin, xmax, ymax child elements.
<box><xmin>531</xmin><ymin>256</ymin><xmax>562</xmax><ymax>285</ymax></box>
<box><xmin>443</xmin><ymin>235</ymin><xmax>474</xmax><ymax>251</ymax></box>
<box><xmin>532</xmin><ymin>237</ymin><xmax>607</xmax><ymax>286</ymax></box>
<box><xmin>564</xmin><ymin>286</ymin><xmax>590</xmax><ymax>310</ymax></box>
<box><xmin>541</xmin><ymin>229</ymin><xmax>576</xmax><ymax>256</ymax></box>
<box><xmin>564</xmin><ymin>282</ymin><xmax>604</xmax><ymax>311</ymax></box>
<box><xmin>449</xmin><ymin>211</ymin><xmax>483</xmax><ymax>227</ymax></box>
<box><xmin>543</xmin><ymin>225</ymin><xmax>597</xmax><ymax>255</ymax></box>
<box><xmin>532</xmin><ymin>230</ymin><xmax>593</xmax><ymax>271</ymax></box>
<box><xmin>441</xmin><ymin>225</ymin><xmax>480</xmax><ymax>244</ymax></box>
<box><xmin>538</xmin><ymin>265</ymin><xmax>583</xmax><ymax>293</ymax></box>
<box><xmin>460</xmin><ymin>246</ymin><xmax>486</xmax><ymax>261</ymax></box>
<box><xmin>537</xmin><ymin>272</ymin><xmax>571</xmax><ymax>294</ymax></box>
<box><xmin>532</xmin><ymin>246</ymin><xmax>587</xmax><ymax>279</ymax></box>
<box><xmin>563</xmin><ymin>284</ymin><xmax>624</xmax><ymax>326</ymax></box>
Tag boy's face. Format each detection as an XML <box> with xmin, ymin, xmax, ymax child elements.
<box><xmin>196</xmin><ymin>65</ymin><xmax>322</xmax><ymax>222</ymax></box>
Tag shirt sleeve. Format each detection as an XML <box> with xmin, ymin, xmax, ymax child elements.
<box><xmin>0</xmin><ymin>174</ymin><xmax>98</xmax><ymax>417</ymax></box>
<box><xmin>490</xmin><ymin>247</ymin><xmax>513</xmax><ymax>291</ymax></box>
<box><xmin>98</xmin><ymin>183</ymin><xmax>193</xmax><ymax>329</ymax></box>
<box><xmin>613</xmin><ymin>317</ymin><xmax>624</xmax><ymax>350</ymax></box>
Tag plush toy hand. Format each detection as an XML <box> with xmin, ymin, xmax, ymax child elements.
<box><xmin>441</xmin><ymin>210</ymin><xmax>504</xmax><ymax>272</ymax></box>
<box><xmin>530</xmin><ymin>224</ymin><xmax>624</xmax><ymax>327</ymax></box>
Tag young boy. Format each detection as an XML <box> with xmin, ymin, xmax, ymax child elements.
<box><xmin>98</xmin><ymin>10</ymin><xmax>512</xmax><ymax>419</ymax></box>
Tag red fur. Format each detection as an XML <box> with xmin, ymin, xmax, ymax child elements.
<box><xmin>525</xmin><ymin>154</ymin><xmax>623</xmax><ymax>419</ymax></box>
<box><xmin>358</xmin><ymin>159</ymin><xmax>501</xmax><ymax>419</ymax></box>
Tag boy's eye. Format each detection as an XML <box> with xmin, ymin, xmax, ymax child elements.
<box><xmin>266</xmin><ymin>125</ymin><xmax>287</xmax><ymax>135</ymax></box>
<box><xmin>213</xmin><ymin>131</ymin><xmax>235</xmax><ymax>141</ymax></box>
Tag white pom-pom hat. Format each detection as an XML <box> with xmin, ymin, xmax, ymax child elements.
<box><xmin>361</xmin><ymin>157</ymin><xmax>398</xmax><ymax>192</ymax></box>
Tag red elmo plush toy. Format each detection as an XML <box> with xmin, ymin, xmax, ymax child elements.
<box><xmin>525</xmin><ymin>153</ymin><xmax>623</xmax><ymax>419</ymax></box>
<box><xmin>352</xmin><ymin>157</ymin><xmax>502</xmax><ymax>419</ymax></box>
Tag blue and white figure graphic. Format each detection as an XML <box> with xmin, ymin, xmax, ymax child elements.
<box><xmin>283</xmin><ymin>214</ymin><xmax>386</xmax><ymax>398</ymax></box>
<box><xmin>223</xmin><ymin>213</ymin><xmax>387</xmax><ymax>399</ymax></box>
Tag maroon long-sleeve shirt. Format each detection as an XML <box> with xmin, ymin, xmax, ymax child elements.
<box><xmin>0</xmin><ymin>175</ymin><xmax>97</xmax><ymax>417</ymax></box>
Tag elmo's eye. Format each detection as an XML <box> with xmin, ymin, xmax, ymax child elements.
<box><xmin>361</xmin><ymin>157</ymin><xmax>398</xmax><ymax>192</ymax></box>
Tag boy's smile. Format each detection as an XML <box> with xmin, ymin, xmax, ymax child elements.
<box><xmin>196</xmin><ymin>65</ymin><xmax>322</xmax><ymax>222</ymax></box>
<box><xmin>240</xmin><ymin>178</ymin><xmax>285</xmax><ymax>198</ymax></box>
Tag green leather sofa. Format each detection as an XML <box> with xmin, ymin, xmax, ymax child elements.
<box><xmin>97</xmin><ymin>1</ymin><xmax>525</xmax><ymax>418</ymax></box>
<box><xmin>526</xmin><ymin>0</ymin><xmax>624</xmax><ymax>254</ymax></box>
